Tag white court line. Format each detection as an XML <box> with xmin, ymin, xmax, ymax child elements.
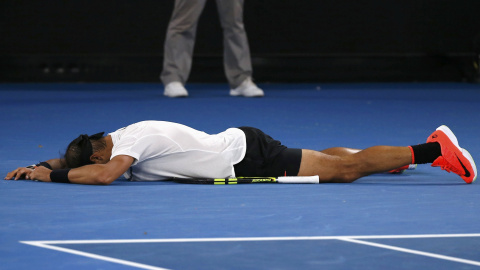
<box><xmin>21</xmin><ymin>233</ymin><xmax>480</xmax><ymax>269</ymax></box>
<box><xmin>21</xmin><ymin>233</ymin><xmax>480</xmax><ymax>245</ymax></box>
<box><xmin>21</xmin><ymin>241</ymin><xmax>171</xmax><ymax>270</ymax></box>
<box><xmin>339</xmin><ymin>237</ymin><xmax>480</xmax><ymax>267</ymax></box>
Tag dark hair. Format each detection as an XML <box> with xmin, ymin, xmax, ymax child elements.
<box><xmin>64</xmin><ymin>132</ymin><xmax>105</xmax><ymax>168</ymax></box>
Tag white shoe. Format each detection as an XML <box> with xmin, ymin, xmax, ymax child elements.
<box><xmin>164</xmin><ymin>82</ymin><xmax>188</xmax><ymax>98</ymax></box>
<box><xmin>229</xmin><ymin>77</ymin><xmax>264</xmax><ymax>97</ymax></box>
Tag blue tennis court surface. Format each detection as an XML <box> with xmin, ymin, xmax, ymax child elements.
<box><xmin>1</xmin><ymin>82</ymin><xmax>479</xmax><ymax>269</ymax></box>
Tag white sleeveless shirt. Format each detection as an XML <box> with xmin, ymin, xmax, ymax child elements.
<box><xmin>109</xmin><ymin>121</ymin><xmax>246</xmax><ymax>181</ymax></box>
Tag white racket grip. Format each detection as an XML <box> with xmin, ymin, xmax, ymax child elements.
<box><xmin>277</xmin><ymin>175</ymin><xmax>320</xmax><ymax>184</ymax></box>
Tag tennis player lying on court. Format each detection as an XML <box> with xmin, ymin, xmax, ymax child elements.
<box><xmin>4</xmin><ymin>121</ymin><xmax>477</xmax><ymax>184</ymax></box>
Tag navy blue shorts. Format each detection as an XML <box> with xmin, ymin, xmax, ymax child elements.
<box><xmin>233</xmin><ymin>127</ymin><xmax>302</xmax><ymax>177</ymax></box>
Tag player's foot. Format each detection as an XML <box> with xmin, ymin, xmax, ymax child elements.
<box><xmin>389</xmin><ymin>164</ymin><xmax>417</xmax><ymax>174</ymax></box>
<box><xmin>427</xmin><ymin>125</ymin><xmax>477</xmax><ymax>184</ymax></box>
<box><xmin>230</xmin><ymin>77</ymin><xmax>264</xmax><ymax>97</ymax></box>
<box><xmin>164</xmin><ymin>82</ymin><xmax>188</xmax><ymax>98</ymax></box>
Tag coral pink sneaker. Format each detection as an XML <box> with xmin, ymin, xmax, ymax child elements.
<box><xmin>427</xmin><ymin>125</ymin><xmax>477</xmax><ymax>184</ymax></box>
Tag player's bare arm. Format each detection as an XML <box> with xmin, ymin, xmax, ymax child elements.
<box><xmin>6</xmin><ymin>155</ymin><xmax>134</xmax><ymax>185</ymax></box>
<box><xmin>4</xmin><ymin>158</ymin><xmax>66</xmax><ymax>180</ymax></box>
<box><xmin>66</xmin><ymin>155</ymin><xmax>134</xmax><ymax>185</ymax></box>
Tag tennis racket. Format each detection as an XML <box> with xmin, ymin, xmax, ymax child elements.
<box><xmin>172</xmin><ymin>175</ymin><xmax>320</xmax><ymax>185</ymax></box>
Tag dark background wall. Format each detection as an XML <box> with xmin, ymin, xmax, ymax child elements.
<box><xmin>1</xmin><ymin>0</ymin><xmax>479</xmax><ymax>83</ymax></box>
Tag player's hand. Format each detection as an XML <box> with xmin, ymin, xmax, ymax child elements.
<box><xmin>28</xmin><ymin>166</ymin><xmax>52</xmax><ymax>182</ymax></box>
<box><xmin>4</xmin><ymin>167</ymin><xmax>34</xmax><ymax>180</ymax></box>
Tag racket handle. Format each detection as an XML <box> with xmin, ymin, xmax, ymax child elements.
<box><xmin>277</xmin><ymin>175</ymin><xmax>319</xmax><ymax>184</ymax></box>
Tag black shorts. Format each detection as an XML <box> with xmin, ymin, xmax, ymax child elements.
<box><xmin>233</xmin><ymin>127</ymin><xmax>302</xmax><ymax>177</ymax></box>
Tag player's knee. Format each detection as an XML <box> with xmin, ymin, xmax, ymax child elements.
<box><xmin>336</xmin><ymin>173</ymin><xmax>359</xmax><ymax>183</ymax></box>
<box><xmin>319</xmin><ymin>167</ymin><xmax>359</xmax><ymax>183</ymax></box>
<box><xmin>334</xmin><ymin>163</ymin><xmax>362</xmax><ymax>183</ymax></box>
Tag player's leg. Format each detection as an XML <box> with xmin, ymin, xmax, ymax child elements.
<box><xmin>298</xmin><ymin>125</ymin><xmax>476</xmax><ymax>184</ymax></box>
<box><xmin>320</xmin><ymin>147</ymin><xmax>360</xmax><ymax>156</ymax></box>
<box><xmin>298</xmin><ymin>146</ymin><xmax>412</xmax><ymax>183</ymax></box>
<box><xmin>320</xmin><ymin>147</ymin><xmax>416</xmax><ymax>173</ymax></box>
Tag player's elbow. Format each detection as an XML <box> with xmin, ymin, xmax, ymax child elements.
<box><xmin>89</xmin><ymin>161</ymin><xmax>128</xmax><ymax>185</ymax></box>
<box><xmin>93</xmin><ymin>172</ymin><xmax>116</xmax><ymax>185</ymax></box>
<box><xmin>95</xmin><ymin>178</ymin><xmax>113</xmax><ymax>185</ymax></box>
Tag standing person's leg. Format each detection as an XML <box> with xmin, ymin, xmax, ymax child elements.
<box><xmin>215</xmin><ymin>0</ymin><xmax>251</xmax><ymax>88</ymax></box>
<box><xmin>216</xmin><ymin>0</ymin><xmax>264</xmax><ymax>97</ymax></box>
<box><xmin>161</xmin><ymin>0</ymin><xmax>207</xmax><ymax>97</ymax></box>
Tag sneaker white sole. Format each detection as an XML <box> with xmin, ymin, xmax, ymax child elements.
<box><xmin>461</xmin><ymin>148</ymin><xmax>477</xmax><ymax>183</ymax></box>
<box><xmin>229</xmin><ymin>90</ymin><xmax>264</xmax><ymax>97</ymax></box>
<box><xmin>407</xmin><ymin>164</ymin><xmax>417</xmax><ymax>170</ymax></box>
<box><xmin>436</xmin><ymin>125</ymin><xmax>459</xmax><ymax>147</ymax></box>
<box><xmin>436</xmin><ymin>125</ymin><xmax>477</xmax><ymax>183</ymax></box>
